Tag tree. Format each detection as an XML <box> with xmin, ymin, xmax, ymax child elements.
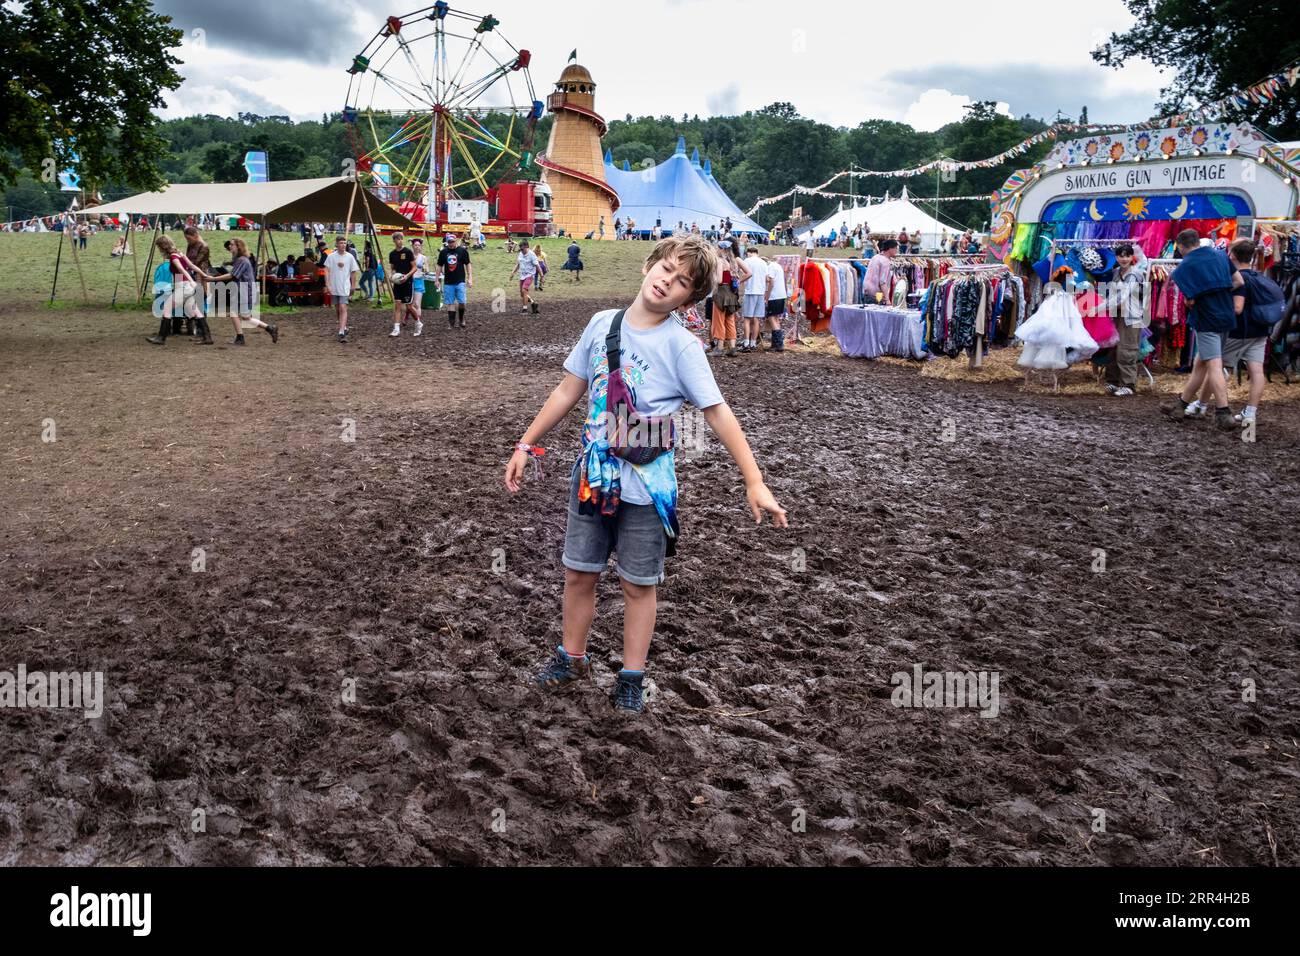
<box><xmin>3</xmin><ymin>172</ymin><xmax>59</xmax><ymax>220</ymax></box>
<box><xmin>199</xmin><ymin>142</ymin><xmax>243</xmax><ymax>183</ymax></box>
<box><xmin>1094</xmin><ymin>0</ymin><xmax>1300</xmax><ymax>137</ymax></box>
<box><xmin>757</xmin><ymin>102</ymin><xmax>800</xmax><ymax>120</ymax></box>
<box><xmin>0</xmin><ymin>0</ymin><xmax>184</xmax><ymax>190</ymax></box>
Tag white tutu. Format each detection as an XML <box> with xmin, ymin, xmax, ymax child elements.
<box><xmin>1015</xmin><ymin>293</ymin><xmax>1098</xmax><ymax>370</ymax></box>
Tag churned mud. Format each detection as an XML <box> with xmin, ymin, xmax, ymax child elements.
<box><xmin>2</xmin><ymin>298</ymin><xmax>1298</xmax><ymax>865</ymax></box>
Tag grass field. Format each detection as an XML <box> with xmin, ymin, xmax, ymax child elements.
<box><xmin>3</xmin><ymin>230</ymin><xmax>810</xmax><ymax>309</ymax></box>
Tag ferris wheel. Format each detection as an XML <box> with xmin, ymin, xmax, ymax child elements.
<box><xmin>342</xmin><ymin>4</ymin><xmax>542</xmax><ymax>222</ymax></box>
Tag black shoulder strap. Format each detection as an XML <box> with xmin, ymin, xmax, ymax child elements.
<box><xmin>604</xmin><ymin>309</ymin><xmax>626</xmax><ymax>374</ymax></box>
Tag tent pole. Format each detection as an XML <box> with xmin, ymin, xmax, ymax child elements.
<box><xmin>128</xmin><ymin>215</ymin><xmax>140</xmax><ymax>305</ymax></box>
<box><xmin>110</xmin><ymin>214</ymin><xmax>132</xmax><ymax>307</ymax></box>
<box><xmin>257</xmin><ymin>218</ymin><xmax>268</xmax><ymax>304</ymax></box>
<box><xmin>360</xmin><ymin>189</ymin><xmax>389</xmax><ymax>307</ymax></box>
<box><xmin>138</xmin><ymin>221</ymin><xmax>161</xmax><ymax>303</ymax></box>
<box><xmin>69</xmin><ymin>214</ymin><xmax>90</xmax><ymax>304</ymax></box>
<box><xmin>50</xmin><ymin>221</ymin><xmax>66</xmax><ymax>304</ymax></box>
<box><xmin>344</xmin><ymin>177</ymin><xmax>359</xmax><ymax>236</ymax></box>
<box><xmin>266</xmin><ymin>224</ymin><xmax>281</xmax><ymax>267</ymax></box>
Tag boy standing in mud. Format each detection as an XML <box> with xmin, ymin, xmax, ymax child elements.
<box><xmin>504</xmin><ymin>234</ymin><xmax>788</xmax><ymax>714</ymax></box>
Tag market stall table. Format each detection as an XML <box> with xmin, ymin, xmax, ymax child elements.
<box><xmin>831</xmin><ymin>304</ymin><xmax>926</xmax><ymax>359</ymax></box>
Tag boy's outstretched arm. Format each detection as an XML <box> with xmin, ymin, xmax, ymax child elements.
<box><xmin>504</xmin><ymin>372</ymin><xmax>588</xmax><ymax>492</ymax></box>
<box><xmin>701</xmin><ymin>403</ymin><xmax>789</xmax><ymax>527</ymax></box>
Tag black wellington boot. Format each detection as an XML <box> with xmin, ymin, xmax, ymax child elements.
<box><xmin>146</xmin><ymin>317</ymin><xmax>169</xmax><ymax>345</ymax></box>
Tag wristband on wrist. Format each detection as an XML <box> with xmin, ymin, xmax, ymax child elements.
<box><xmin>516</xmin><ymin>442</ymin><xmax>546</xmax><ymax>456</ymax></box>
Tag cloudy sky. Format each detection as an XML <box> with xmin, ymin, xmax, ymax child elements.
<box><xmin>154</xmin><ymin>0</ymin><xmax>1169</xmax><ymax>131</ymax></box>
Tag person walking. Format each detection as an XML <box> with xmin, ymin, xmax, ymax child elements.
<box><xmin>206</xmin><ymin>237</ymin><xmax>278</xmax><ymax>345</ymax></box>
<box><xmin>1223</xmin><ymin>237</ymin><xmax>1285</xmax><ymax>426</ymax></box>
<box><xmin>436</xmin><ymin>232</ymin><xmax>473</xmax><ymax>328</ymax></box>
<box><xmin>740</xmin><ymin>245</ymin><xmax>768</xmax><ymax>352</ymax></box>
<box><xmin>387</xmin><ymin>232</ymin><xmax>418</xmax><ymax>338</ymax></box>
<box><xmin>359</xmin><ymin>242</ymin><xmax>377</xmax><ymax>301</ymax></box>
<box><xmin>183</xmin><ymin>225</ymin><xmax>213</xmax><ymax>337</ymax></box>
<box><xmin>764</xmin><ymin>255</ymin><xmax>788</xmax><ymax>352</ymax></box>
<box><xmin>562</xmin><ymin>238</ymin><xmax>583</xmax><ymax>282</ymax></box>
<box><xmin>1162</xmin><ymin>229</ymin><xmax>1242</xmax><ymax>428</ymax></box>
<box><xmin>146</xmin><ymin>235</ymin><xmax>209</xmax><ymax>345</ymax></box>
<box><xmin>710</xmin><ymin>240</ymin><xmax>749</xmax><ymax>358</ymax></box>
<box><xmin>325</xmin><ymin>236</ymin><xmax>361</xmax><ymax>342</ymax></box>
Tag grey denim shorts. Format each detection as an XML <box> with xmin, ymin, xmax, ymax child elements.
<box><xmin>562</xmin><ymin>463</ymin><xmax>667</xmax><ymax>585</ymax></box>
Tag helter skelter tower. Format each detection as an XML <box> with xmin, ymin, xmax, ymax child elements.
<box><xmin>537</xmin><ymin>59</ymin><xmax>619</xmax><ymax>238</ymax></box>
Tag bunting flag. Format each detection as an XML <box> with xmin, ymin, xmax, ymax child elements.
<box><xmin>746</xmin><ymin>56</ymin><xmax>1300</xmax><ymax>218</ymax></box>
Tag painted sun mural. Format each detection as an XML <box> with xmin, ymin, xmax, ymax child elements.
<box><xmin>1122</xmin><ymin>196</ymin><xmax>1151</xmax><ymax>220</ymax></box>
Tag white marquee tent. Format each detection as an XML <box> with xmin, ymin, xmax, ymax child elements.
<box><xmin>796</xmin><ymin>187</ymin><xmax>959</xmax><ymax>249</ymax></box>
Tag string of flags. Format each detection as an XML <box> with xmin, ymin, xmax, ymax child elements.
<box><xmin>746</xmin><ymin>55</ymin><xmax>1300</xmax><ymax>217</ymax></box>
<box><xmin>1131</xmin><ymin>58</ymin><xmax>1300</xmax><ymax>129</ymax></box>
<box><xmin>746</xmin><ymin>124</ymin><xmax>1117</xmax><ymax>215</ymax></box>
<box><xmin>770</xmin><ymin>189</ymin><xmax>994</xmax><ymax>212</ymax></box>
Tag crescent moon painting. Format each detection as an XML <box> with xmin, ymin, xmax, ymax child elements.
<box><xmin>1168</xmin><ymin>195</ymin><xmax>1189</xmax><ymax>219</ymax></box>
<box><xmin>1089</xmin><ymin>199</ymin><xmax>1104</xmax><ymax>221</ymax></box>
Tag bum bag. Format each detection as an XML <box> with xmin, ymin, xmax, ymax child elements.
<box><xmin>604</xmin><ymin>309</ymin><xmax>675</xmax><ymax>465</ymax></box>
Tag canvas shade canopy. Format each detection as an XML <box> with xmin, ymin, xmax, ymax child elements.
<box><xmin>85</xmin><ymin>176</ymin><xmax>417</xmax><ymax>227</ymax></box>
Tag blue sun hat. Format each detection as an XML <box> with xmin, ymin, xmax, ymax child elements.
<box><xmin>1064</xmin><ymin>248</ymin><xmax>1090</xmax><ymax>285</ymax></box>
<box><xmin>1032</xmin><ymin>252</ymin><xmax>1068</xmax><ymax>285</ymax></box>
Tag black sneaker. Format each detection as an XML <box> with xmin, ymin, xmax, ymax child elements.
<box><xmin>534</xmin><ymin>647</ymin><xmax>591</xmax><ymax>688</ymax></box>
<box><xmin>233</xmin><ymin>335</ymin><xmax>246</xmax><ymax>346</ymax></box>
<box><xmin>610</xmin><ymin>670</ymin><xmax>645</xmax><ymax>713</ymax></box>
<box><xmin>267</xmin><ymin>323</ymin><xmax>279</xmax><ymax>344</ymax></box>
<box><xmin>337</xmin><ymin>331</ymin><xmax>347</xmax><ymax>344</ymax></box>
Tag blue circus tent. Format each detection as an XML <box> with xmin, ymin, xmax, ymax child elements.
<box><xmin>602</xmin><ymin>137</ymin><xmax>767</xmax><ymax>237</ymax></box>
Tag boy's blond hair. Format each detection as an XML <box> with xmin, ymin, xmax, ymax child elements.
<box><xmin>645</xmin><ymin>234</ymin><xmax>719</xmax><ymax>301</ymax></box>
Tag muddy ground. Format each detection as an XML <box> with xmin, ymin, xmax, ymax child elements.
<box><xmin>2</xmin><ymin>298</ymin><xmax>1298</xmax><ymax>866</ymax></box>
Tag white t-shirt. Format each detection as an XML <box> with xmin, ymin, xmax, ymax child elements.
<box><xmin>564</xmin><ymin>309</ymin><xmax>724</xmax><ymax>505</ymax></box>
<box><xmin>324</xmin><ymin>251</ymin><xmax>359</xmax><ymax>296</ymax></box>
<box><xmin>767</xmin><ymin>259</ymin><xmax>788</xmax><ymax>299</ymax></box>
<box><xmin>517</xmin><ymin>250</ymin><xmax>539</xmax><ymax>279</ymax></box>
<box><xmin>743</xmin><ymin>255</ymin><xmax>767</xmax><ymax>295</ymax></box>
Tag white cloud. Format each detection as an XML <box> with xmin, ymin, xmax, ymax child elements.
<box><xmin>903</xmin><ymin>90</ymin><xmax>1012</xmax><ymax>131</ymax></box>
<box><xmin>153</xmin><ymin>0</ymin><xmax>1166</xmax><ymax>130</ymax></box>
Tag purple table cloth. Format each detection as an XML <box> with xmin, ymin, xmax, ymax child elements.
<box><xmin>831</xmin><ymin>305</ymin><xmax>926</xmax><ymax>359</ymax></box>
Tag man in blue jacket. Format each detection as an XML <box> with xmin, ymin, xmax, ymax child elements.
<box><xmin>1163</xmin><ymin>230</ymin><xmax>1242</xmax><ymax>429</ymax></box>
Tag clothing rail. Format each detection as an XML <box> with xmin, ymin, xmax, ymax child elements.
<box><xmin>1049</xmin><ymin>237</ymin><xmax>1123</xmax><ymax>246</ymax></box>
<box><xmin>932</xmin><ymin>263</ymin><xmax>1014</xmax><ymax>366</ymax></box>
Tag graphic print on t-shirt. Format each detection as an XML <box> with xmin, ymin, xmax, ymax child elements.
<box><xmin>389</xmin><ymin>247</ymin><xmax>414</xmax><ymax>285</ymax></box>
<box><xmin>438</xmin><ymin>246</ymin><xmax>470</xmax><ymax>284</ymax></box>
